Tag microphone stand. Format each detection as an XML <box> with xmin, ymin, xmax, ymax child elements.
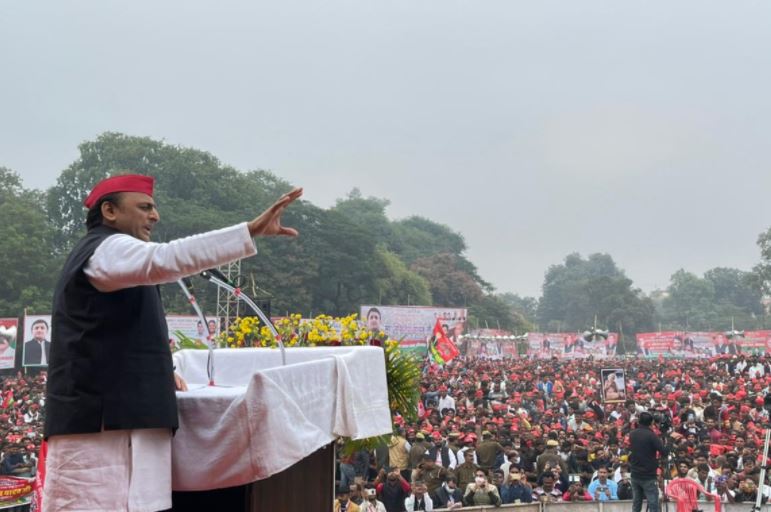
<box><xmin>176</xmin><ymin>278</ymin><xmax>216</xmax><ymax>386</ymax></box>
<box><xmin>753</xmin><ymin>424</ymin><xmax>771</xmax><ymax>512</ymax></box>
<box><xmin>200</xmin><ymin>270</ymin><xmax>286</xmax><ymax>366</ymax></box>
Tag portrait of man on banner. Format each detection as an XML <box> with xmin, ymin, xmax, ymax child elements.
<box><xmin>600</xmin><ymin>368</ymin><xmax>626</xmax><ymax>403</ymax></box>
<box><xmin>23</xmin><ymin>315</ymin><xmax>52</xmax><ymax>367</ymax></box>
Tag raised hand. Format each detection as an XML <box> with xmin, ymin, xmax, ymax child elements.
<box><xmin>248</xmin><ymin>187</ymin><xmax>303</xmax><ymax>237</ymax></box>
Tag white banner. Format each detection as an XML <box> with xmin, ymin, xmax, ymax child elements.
<box><xmin>166</xmin><ymin>315</ymin><xmax>220</xmax><ymax>349</ymax></box>
<box><xmin>359</xmin><ymin>305</ymin><xmax>467</xmax><ymax>348</ymax></box>
<box><xmin>22</xmin><ymin>314</ymin><xmax>52</xmax><ymax>367</ymax></box>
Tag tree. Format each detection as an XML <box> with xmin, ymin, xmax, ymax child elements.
<box><xmin>469</xmin><ymin>294</ymin><xmax>533</xmax><ymax>333</ymax></box>
<box><xmin>388</xmin><ymin>217</ymin><xmax>491</xmax><ymax>291</ymax></box>
<box><xmin>33</xmin><ymin>132</ymin><xmax>513</xmax><ymax>328</ymax></box>
<box><xmin>658</xmin><ymin>268</ymin><xmax>766</xmax><ymax>331</ymax></box>
<box><xmin>498</xmin><ymin>293</ymin><xmax>539</xmax><ymax>327</ymax></box>
<box><xmin>410</xmin><ymin>253</ymin><xmax>485</xmax><ymax>308</ymax></box>
<box><xmin>371</xmin><ymin>248</ymin><xmax>432</xmax><ymax>306</ymax></box>
<box><xmin>660</xmin><ymin>270</ymin><xmax>716</xmax><ymax>330</ymax></box>
<box><xmin>705</xmin><ymin>267</ymin><xmax>764</xmax><ymax>318</ymax></box>
<box><xmin>0</xmin><ymin>168</ymin><xmax>61</xmax><ymax>315</ymax></box>
<box><xmin>755</xmin><ymin>227</ymin><xmax>771</xmax><ymax>296</ymax></box>
<box><xmin>388</xmin><ymin>216</ymin><xmax>466</xmax><ymax>263</ymax></box>
<box><xmin>332</xmin><ymin>189</ymin><xmax>393</xmax><ymax>243</ymax></box>
<box><xmin>537</xmin><ymin>253</ymin><xmax>654</xmax><ymax>335</ymax></box>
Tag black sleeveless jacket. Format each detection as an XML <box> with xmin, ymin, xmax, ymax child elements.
<box><xmin>44</xmin><ymin>225</ymin><xmax>178</xmax><ymax>438</ymax></box>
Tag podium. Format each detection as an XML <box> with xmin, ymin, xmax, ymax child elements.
<box><xmin>169</xmin><ymin>347</ymin><xmax>392</xmax><ymax>511</ymax></box>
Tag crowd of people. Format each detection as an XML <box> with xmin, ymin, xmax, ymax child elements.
<box><xmin>0</xmin><ymin>372</ymin><xmax>45</xmax><ymax>480</ymax></box>
<box><xmin>335</xmin><ymin>353</ymin><xmax>771</xmax><ymax>511</ymax></box>
<box><xmin>2</xmin><ymin>348</ymin><xmax>771</xmax><ymax>511</ymax></box>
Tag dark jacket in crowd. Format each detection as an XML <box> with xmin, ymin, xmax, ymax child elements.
<box><xmin>432</xmin><ymin>485</ymin><xmax>463</xmax><ymax>508</ymax></box>
<box><xmin>379</xmin><ymin>480</ymin><xmax>410</xmax><ymax>512</ymax></box>
<box><xmin>501</xmin><ymin>482</ymin><xmax>533</xmax><ymax>504</ymax></box>
<box><xmin>629</xmin><ymin>426</ymin><xmax>666</xmax><ymax>479</ymax></box>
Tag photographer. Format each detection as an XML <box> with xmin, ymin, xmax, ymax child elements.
<box><xmin>562</xmin><ymin>480</ymin><xmax>592</xmax><ymax>501</ymax></box>
<box><xmin>629</xmin><ymin>411</ymin><xmax>667</xmax><ymax>512</ymax></box>
<box><xmin>563</xmin><ymin>481</ymin><xmax>593</xmax><ymax>502</ymax></box>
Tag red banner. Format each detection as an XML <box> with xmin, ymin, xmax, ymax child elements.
<box><xmin>636</xmin><ymin>330</ymin><xmax>771</xmax><ymax>357</ymax></box>
<box><xmin>0</xmin><ymin>476</ymin><xmax>33</xmax><ymax>502</ymax></box>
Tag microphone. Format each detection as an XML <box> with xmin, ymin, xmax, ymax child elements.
<box><xmin>200</xmin><ymin>268</ymin><xmax>232</xmax><ymax>285</ymax></box>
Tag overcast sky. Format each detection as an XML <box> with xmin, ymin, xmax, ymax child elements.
<box><xmin>2</xmin><ymin>1</ymin><xmax>771</xmax><ymax>297</ymax></box>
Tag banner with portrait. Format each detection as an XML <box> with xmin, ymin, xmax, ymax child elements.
<box><xmin>359</xmin><ymin>305</ymin><xmax>467</xmax><ymax>352</ymax></box>
<box><xmin>600</xmin><ymin>368</ymin><xmax>627</xmax><ymax>403</ymax></box>
<box><xmin>463</xmin><ymin>329</ymin><xmax>518</xmax><ymax>358</ymax></box>
<box><xmin>740</xmin><ymin>330</ymin><xmax>771</xmax><ymax>355</ymax></box>
<box><xmin>635</xmin><ymin>331</ymin><xmax>769</xmax><ymax>357</ymax></box>
<box><xmin>166</xmin><ymin>315</ymin><xmax>221</xmax><ymax>349</ymax></box>
<box><xmin>527</xmin><ymin>332</ymin><xmax>618</xmax><ymax>359</ymax></box>
<box><xmin>0</xmin><ymin>319</ymin><xmax>18</xmax><ymax>370</ymax></box>
<box><xmin>22</xmin><ymin>314</ymin><xmax>52</xmax><ymax>368</ymax></box>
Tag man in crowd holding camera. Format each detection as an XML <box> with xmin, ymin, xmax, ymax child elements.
<box><xmin>588</xmin><ymin>465</ymin><xmax>619</xmax><ymax>501</ymax></box>
<box><xmin>630</xmin><ymin>411</ymin><xmax>668</xmax><ymax>512</ymax></box>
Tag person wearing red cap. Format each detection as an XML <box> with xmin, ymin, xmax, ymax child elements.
<box><xmin>43</xmin><ymin>174</ymin><xmax>302</xmax><ymax>512</ymax></box>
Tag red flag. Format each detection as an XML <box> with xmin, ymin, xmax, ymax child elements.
<box><xmin>30</xmin><ymin>440</ymin><xmax>46</xmax><ymax>512</ymax></box>
<box><xmin>432</xmin><ymin>320</ymin><xmax>460</xmax><ymax>363</ymax></box>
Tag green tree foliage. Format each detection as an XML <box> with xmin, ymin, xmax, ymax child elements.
<box><xmin>410</xmin><ymin>253</ymin><xmax>485</xmax><ymax>308</ymax></box>
<box><xmin>0</xmin><ymin>168</ymin><xmax>61</xmax><ymax>315</ymax></box>
<box><xmin>41</xmin><ymin>133</ymin><xmax>502</xmax><ymax>319</ymax></box>
<box><xmin>753</xmin><ymin>227</ymin><xmax>771</xmax><ymax>297</ymax></box>
<box><xmin>388</xmin><ymin>217</ymin><xmax>491</xmax><ymax>292</ymax></box>
<box><xmin>388</xmin><ymin>216</ymin><xmax>466</xmax><ymax>264</ymax></box>
<box><xmin>658</xmin><ymin>268</ymin><xmax>765</xmax><ymax>330</ymax></box>
<box><xmin>537</xmin><ymin>253</ymin><xmax>655</xmax><ymax>335</ymax></box>
<box><xmin>371</xmin><ymin>248</ymin><xmax>432</xmax><ymax>306</ymax></box>
<box><xmin>332</xmin><ymin>189</ymin><xmax>393</xmax><ymax>242</ymax></box>
<box><xmin>468</xmin><ymin>294</ymin><xmax>532</xmax><ymax>333</ymax></box>
<box><xmin>498</xmin><ymin>293</ymin><xmax>539</xmax><ymax>327</ymax></box>
<box><xmin>705</xmin><ymin>267</ymin><xmax>764</xmax><ymax>317</ymax></box>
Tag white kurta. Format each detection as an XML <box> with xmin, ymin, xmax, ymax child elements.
<box><xmin>44</xmin><ymin>223</ymin><xmax>257</xmax><ymax>512</ymax></box>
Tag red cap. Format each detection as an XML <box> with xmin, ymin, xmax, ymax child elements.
<box><xmin>84</xmin><ymin>174</ymin><xmax>155</xmax><ymax>209</ymax></box>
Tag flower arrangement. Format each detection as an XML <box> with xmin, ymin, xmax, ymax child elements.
<box><xmin>222</xmin><ymin>313</ymin><xmax>374</xmax><ymax>348</ymax></box>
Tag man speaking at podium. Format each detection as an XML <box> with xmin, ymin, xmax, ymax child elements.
<box><xmin>43</xmin><ymin>174</ymin><xmax>302</xmax><ymax>512</ymax></box>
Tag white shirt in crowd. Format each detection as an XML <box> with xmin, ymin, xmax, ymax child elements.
<box><xmin>438</xmin><ymin>395</ymin><xmax>456</xmax><ymax>412</ymax></box>
<box><xmin>404</xmin><ymin>494</ymin><xmax>433</xmax><ymax>511</ymax></box>
<box><xmin>361</xmin><ymin>499</ymin><xmax>387</xmax><ymax>512</ymax></box>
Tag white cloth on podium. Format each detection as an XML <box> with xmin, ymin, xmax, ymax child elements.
<box><xmin>171</xmin><ymin>346</ymin><xmax>392</xmax><ymax>490</ymax></box>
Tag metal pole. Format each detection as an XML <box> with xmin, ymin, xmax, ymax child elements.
<box><xmin>202</xmin><ymin>273</ymin><xmax>286</xmax><ymax>366</ymax></box>
<box><xmin>754</xmin><ymin>427</ymin><xmax>771</xmax><ymax>512</ymax></box>
<box><xmin>176</xmin><ymin>279</ymin><xmax>215</xmax><ymax>386</ymax></box>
